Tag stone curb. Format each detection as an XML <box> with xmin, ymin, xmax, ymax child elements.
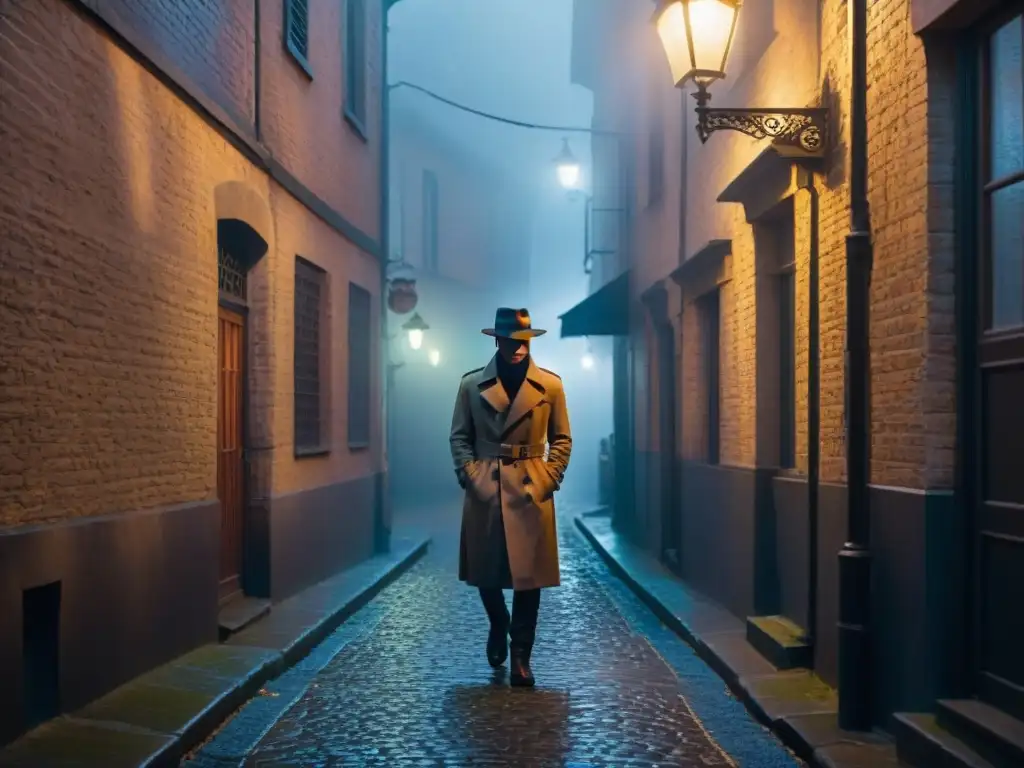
<box><xmin>0</xmin><ymin>537</ymin><xmax>430</xmax><ymax>768</ymax></box>
<box><xmin>573</xmin><ymin>516</ymin><xmax>896</xmax><ymax>768</ymax></box>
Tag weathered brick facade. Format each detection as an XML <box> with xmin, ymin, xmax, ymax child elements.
<box><xmin>0</xmin><ymin>0</ymin><xmax>384</xmax><ymax>744</ymax></box>
<box><xmin>571</xmin><ymin>0</ymin><xmax>976</xmax><ymax>729</ymax></box>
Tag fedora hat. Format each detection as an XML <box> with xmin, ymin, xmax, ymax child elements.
<box><xmin>481</xmin><ymin>307</ymin><xmax>547</xmax><ymax>340</ymax></box>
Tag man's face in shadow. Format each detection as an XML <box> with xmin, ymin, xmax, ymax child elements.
<box><xmin>496</xmin><ymin>336</ymin><xmax>529</xmax><ymax>364</ymax></box>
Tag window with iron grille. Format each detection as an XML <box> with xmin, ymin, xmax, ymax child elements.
<box><xmin>347</xmin><ymin>282</ymin><xmax>372</xmax><ymax>447</ymax></box>
<box><xmin>344</xmin><ymin>0</ymin><xmax>367</xmax><ymax>135</ymax></box>
<box><xmin>294</xmin><ymin>257</ymin><xmax>325</xmax><ymax>452</ymax></box>
<box><xmin>422</xmin><ymin>170</ymin><xmax>439</xmax><ymax>272</ymax></box>
<box><xmin>285</xmin><ymin>0</ymin><xmax>311</xmax><ymax>74</ymax></box>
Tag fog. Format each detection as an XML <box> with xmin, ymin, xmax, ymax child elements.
<box><xmin>386</xmin><ymin>0</ymin><xmax>613</xmax><ymax>510</ymax></box>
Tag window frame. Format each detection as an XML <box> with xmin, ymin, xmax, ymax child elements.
<box><xmin>699</xmin><ymin>288</ymin><xmax>721</xmax><ymax>465</ymax></box>
<box><xmin>980</xmin><ymin>10</ymin><xmax>1024</xmax><ymax>336</ymax></box>
<box><xmin>344</xmin><ymin>0</ymin><xmax>368</xmax><ymax>140</ymax></box>
<box><xmin>422</xmin><ymin>169</ymin><xmax>440</xmax><ymax>273</ymax></box>
<box><xmin>284</xmin><ymin>0</ymin><xmax>314</xmax><ymax>78</ymax></box>
<box><xmin>293</xmin><ymin>256</ymin><xmax>329</xmax><ymax>457</ymax></box>
<box><xmin>347</xmin><ymin>281</ymin><xmax>373</xmax><ymax>449</ymax></box>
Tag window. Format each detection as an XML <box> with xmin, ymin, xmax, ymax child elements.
<box><xmin>699</xmin><ymin>289</ymin><xmax>721</xmax><ymax>464</ymax></box>
<box><xmin>294</xmin><ymin>257</ymin><xmax>326</xmax><ymax>453</ymax></box>
<box><xmin>285</xmin><ymin>0</ymin><xmax>312</xmax><ymax>75</ymax></box>
<box><xmin>344</xmin><ymin>0</ymin><xmax>367</xmax><ymax>135</ymax></box>
<box><xmin>422</xmin><ymin>170</ymin><xmax>439</xmax><ymax>272</ymax></box>
<box><xmin>348</xmin><ymin>283</ymin><xmax>372</xmax><ymax>447</ymax></box>
<box><xmin>778</xmin><ymin>268</ymin><xmax>796</xmax><ymax>468</ymax></box>
<box><xmin>647</xmin><ymin>128</ymin><xmax>664</xmax><ymax>207</ymax></box>
<box><xmin>984</xmin><ymin>13</ymin><xmax>1024</xmax><ymax>331</ymax></box>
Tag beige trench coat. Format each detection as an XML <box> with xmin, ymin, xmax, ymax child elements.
<box><xmin>449</xmin><ymin>355</ymin><xmax>572</xmax><ymax>590</ymax></box>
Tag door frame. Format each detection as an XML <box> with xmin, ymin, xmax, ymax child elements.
<box><xmin>955</xmin><ymin>2</ymin><xmax>1024</xmax><ymax>708</ymax></box>
<box><xmin>218</xmin><ymin>297</ymin><xmax>251</xmax><ymax>604</ymax></box>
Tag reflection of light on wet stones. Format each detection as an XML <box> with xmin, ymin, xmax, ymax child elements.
<box><xmin>188</xmin><ymin>506</ymin><xmax>799</xmax><ymax>767</ymax></box>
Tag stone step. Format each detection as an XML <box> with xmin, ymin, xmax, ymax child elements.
<box><xmin>218</xmin><ymin>596</ymin><xmax>271</xmax><ymax>641</ymax></box>
<box><xmin>745</xmin><ymin>615</ymin><xmax>812</xmax><ymax>670</ymax></box>
<box><xmin>892</xmin><ymin>712</ymin><xmax>995</xmax><ymax>768</ymax></box>
<box><xmin>937</xmin><ymin>699</ymin><xmax>1024</xmax><ymax>768</ymax></box>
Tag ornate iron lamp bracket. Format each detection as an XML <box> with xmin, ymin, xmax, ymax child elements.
<box><xmin>692</xmin><ymin>86</ymin><xmax>827</xmax><ymax>160</ymax></box>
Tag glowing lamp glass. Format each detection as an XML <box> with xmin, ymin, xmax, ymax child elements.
<box><xmin>655</xmin><ymin>0</ymin><xmax>740</xmax><ymax>88</ymax></box>
<box><xmin>428</xmin><ymin>349</ymin><xmax>441</xmax><ymax>367</ymax></box>
<box><xmin>408</xmin><ymin>329</ymin><xmax>424</xmax><ymax>350</ymax></box>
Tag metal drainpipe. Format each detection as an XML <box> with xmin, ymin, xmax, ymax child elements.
<box><xmin>377</xmin><ymin>0</ymin><xmax>395</xmax><ymax>555</ymax></box>
<box><xmin>837</xmin><ymin>0</ymin><xmax>874</xmax><ymax>730</ymax></box>
<box><xmin>797</xmin><ymin>169</ymin><xmax>819</xmax><ymax>657</ymax></box>
<box><xmin>254</xmin><ymin>0</ymin><xmax>261</xmax><ymax>141</ymax></box>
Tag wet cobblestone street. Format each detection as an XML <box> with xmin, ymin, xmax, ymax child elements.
<box><xmin>188</xmin><ymin>507</ymin><xmax>802</xmax><ymax>767</ymax></box>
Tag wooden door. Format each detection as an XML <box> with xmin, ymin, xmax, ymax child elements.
<box><xmin>973</xmin><ymin>6</ymin><xmax>1024</xmax><ymax>720</ymax></box>
<box><xmin>218</xmin><ymin>307</ymin><xmax>245</xmax><ymax>603</ymax></box>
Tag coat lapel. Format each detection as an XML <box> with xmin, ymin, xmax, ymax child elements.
<box><xmin>477</xmin><ymin>356</ymin><xmax>509</xmax><ymax>418</ymax></box>
<box><xmin>504</xmin><ymin>359</ymin><xmax>546</xmax><ymax>432</ymax></box>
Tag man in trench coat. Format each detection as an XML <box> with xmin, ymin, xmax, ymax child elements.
<box><xmin>449</xmin><ymin>307</ymin><xmax>572</xmax><ymax>687</ymax></box>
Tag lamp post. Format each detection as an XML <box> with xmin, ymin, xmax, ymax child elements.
<box><xmin>655</xmin><ymin>0</ymin><xmax>874</xmax><ymax>730</ymax></box>
<box><xmin>653</xmin><ymin>0</ymin><xmax>827</xmax><ymax>159</ymax></box>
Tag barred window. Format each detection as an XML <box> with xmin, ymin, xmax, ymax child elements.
<box><xmin>285</xmin><ymin>0</ymin><xmax>311</xmax><ymax>71</ymax></box>
<box><xmin>348</xmin><ymin>282</ymin><xmax>372</xmax><ymax>447</ymax></box>
<box><xmin>294</xmin><ymin>257</ymin><xmax>326</xmax><ymax>452</ymax></box>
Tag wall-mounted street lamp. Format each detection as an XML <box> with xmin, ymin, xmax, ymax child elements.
<box><xmin>654</xmin><ymin>0</ymin><xmax>827</xmax><ymax>159</ymax></box>
<box><xmin>553</xmin><ymin>138</ymin><xmax>582</xmax><ymax>190</ymax></box>
<box><xmin>403</xmin><ymin>312</ymin><xmax>429</xmax><ymax>351</ymax></box>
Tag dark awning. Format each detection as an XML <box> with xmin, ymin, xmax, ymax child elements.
<box><xmin>558</xmin><ymin>270</ymin><xmax>630</xmax><ymax>338</ymax></box>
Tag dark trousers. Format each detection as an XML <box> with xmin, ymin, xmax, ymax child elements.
<box><xmin>479</xmin><ymin>587</ymin><xmax>541</xmax><ymax>649</ymax></box>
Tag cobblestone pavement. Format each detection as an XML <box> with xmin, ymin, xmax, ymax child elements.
<box><xmin>188</xmin><ymin>505</ymin><xmax>801</xmax><ymax>767</ymax></box>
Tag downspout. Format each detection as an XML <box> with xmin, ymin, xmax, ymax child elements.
<box><xmin>254</xmin><ymin>0</ymin><xmax>262</xmax><ymax>141</ymax></box>
<box><xmin>837</xmin><ymin>0</ymin><xmax>874</xmax><ymax>730</ymax></box>
<box><xmin>377</xmin><ymin>0</ymin><xmax>394</xmax><ymax>554</ymax></box>
<box><xmin>797</xmin><ymin>168</ymin><xmax>819</xmax><ymax>656</ymax></box>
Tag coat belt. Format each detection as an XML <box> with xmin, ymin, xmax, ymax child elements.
<box><xmin>476</xmin><ymin>441</ymin><xmax>547</xmax><ymax>460</ymax></box>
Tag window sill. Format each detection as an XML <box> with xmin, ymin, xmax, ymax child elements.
<box><xmin>285</xmin><ymin>39</ymin><xmax>314</xmax><ymax>80</ymax></box>
<box><xmin>344</xmin><ymin>107</ymin><xmax>369</xmax><ymax>142</ymax></box>
<box><xmin>294</xmin><ymin>446</ymin><xmax>330</xmax><ymax>459</ymax></box>
<box><xmin>348</xmin><ymin>440</ymin><xmax>371</xmax><ymax>451</ymax></box>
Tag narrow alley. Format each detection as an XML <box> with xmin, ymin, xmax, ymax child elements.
<box><xmin>185</xmin><ymin>506</ymin><xmax>801</xmax><ymax>767</ymax></box>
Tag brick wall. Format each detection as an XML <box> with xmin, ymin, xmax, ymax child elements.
<box><xmin>655</xmin><ymin>0</ymin><xmax>956</xmax><ymax>489</ymax></box>
<box><xmin>82</xmin><ymin>0</ymin><xmax>256</xmax><ymax>127</ymax></box>
<box><xmin>259</xmin><ymin>0</ymin><xmax>382</xmax><ymax>242</ymax></box>
<box><xmin>0</xmin><ymin>0</ymin><xmax>383</xmax><ymax>527</ymax></box>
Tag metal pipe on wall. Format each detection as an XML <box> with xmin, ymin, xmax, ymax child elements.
<box><xmin>837</xmin><ymin>0</ymin><xmax>874</xmax><ymax>730</ymax></box>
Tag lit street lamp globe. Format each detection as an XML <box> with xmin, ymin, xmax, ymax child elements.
<box><xmin>654</xmin><ymin>0</ymin><xmax>740</xmax><ymax>89</ymax></box>
<box><xmin>553</xmin><ymin>137</ymin><xmax>581</xmax><ymax>190</ymax></box>
<box><xmin>581</xmin><ymin>353</ymin><xmax>595</xmax><ymax>370</ymax></box>
<box><xmin>428</xmin><ymin>349</ymin><xmax>441</xmax><ymax>367</ymax></box>
<box><xmin>402</xmin><ymin>312</ymin><xmax>429</xmax><ymax>351</ymax></box>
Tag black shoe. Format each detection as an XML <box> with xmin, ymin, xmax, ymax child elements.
<box><xmin>487</xmin><ymin>623</ymin><xmax>509</xmax><ymax>667</ymax></box>
<box><xmin>509</xmin><ymin>646</ymin><xmax>535</xmax><ymax>687</ymax></box>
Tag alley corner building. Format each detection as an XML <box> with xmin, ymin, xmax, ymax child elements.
<box><xmin>0</xmin><ymin>0</ymin><xmax>388</xmax><ymax>745</ymax></box>
<box><xmin>567</xmin><ymin>0</ymin><xmax>1024</xmax><ymax>755</ymax></box>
